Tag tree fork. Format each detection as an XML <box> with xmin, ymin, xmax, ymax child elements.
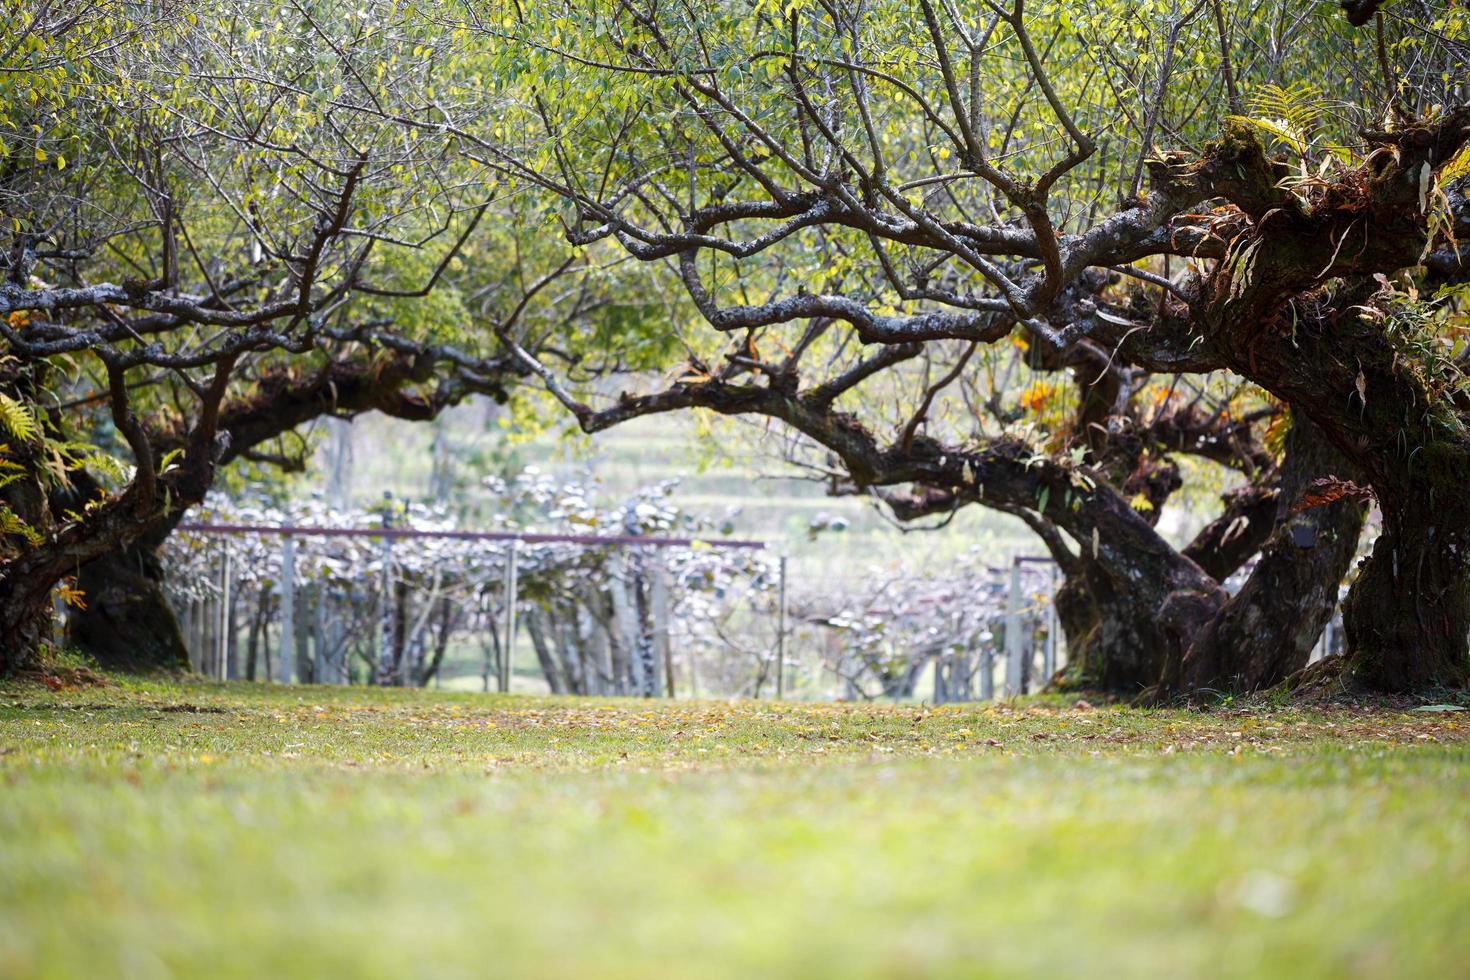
<box><xmin>1165</xmin><ymin>417</ymin><xmax>1368</xmax><ymax>696</ymax></box>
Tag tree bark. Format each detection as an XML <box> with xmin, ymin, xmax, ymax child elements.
<box><xmin>0</xmin><ymin>581</ymin><xmax>56</xmax><ymax>674</ymax></box>
<box><xmin>555</xmin><ymin>607</ymin><xmax>588</xmax><ymax>694</ymax></box>
<box><xmin>419</xmin><ymin>596</ymin><xmax>456</xmax><ymax>687</ymax></box>
<box><xmin>1182</xmin><ymin>481</ymin><xmax>1280</xmax><ymax>581</ymax></box>
<box><xmin>1211</xmin><ymin>290</ymin><xmax>1470</xmax><ymax>691</ymax></box>
<box><xmin>0</xmin><ymin>432</ymin><xmax>223</xmax><ymax>675</ymax></box>
<box><xmin>1342</xmin><ymin>498</ymin><xmax>1470</xmax><ymax>690</ymax></box>
<box><xmin>55</xmin><ymin>349</ymin><xmax>518</xmax><ymax>675</ymax></box>
<box><xmin>1041</xmin><ymin>478</ymin><xmax>1227</xmax><ymax>695</ymax></box>
<box><xmin>67</xmin><ymin>525</ymin><xmax>189</xmax><ymax>673</ymax></box>
<box><xmin>1052</xmin><ymin>557</ymin><xmax>1211</xmax><ymax>693</ymax></box>
<box><xmin>245</xmin><ymin>597</ymin><xmax>262</xmax><ymax>682</ymax></box>
<box><xmin>1187</xmin><ymin>121</ymin><xmax>1470</xmax><ymax>693</ymax></box>
<box><xmin>583</xmin><ymin>600</ymin><xmax>612</xmax><ymax>695</ymax></box>
<box><xmin>525</xmin><ymin>606</ymin><xmax>569</xmax><ymax>694</ymax></box>
<box><xmin>1172</xmin><ymin>419</ymin><xmax>1367</xmax><ymax>694</ymax></box>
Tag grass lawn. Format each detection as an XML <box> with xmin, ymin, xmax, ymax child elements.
<box><xmin>2</xmin><ymin>679</ymin><xmax>1468</xmax><ymax>979</ymax></box>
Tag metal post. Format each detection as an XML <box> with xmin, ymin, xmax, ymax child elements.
<box><xmin>652</xmin><ymin>557</ymin><xmax>674</xmax><ymax>697</ymax></box>
<box><xmin>1004</xmin><ymin>559</ymin><xmax>1024</xmax><ymax>697</ymax></box>
<box><xmin>313</xmin><ymin>588</ymin><xmax>328</xmax><ymax>684</ymax></box>
<box><xmin>190</xmin><ymin>598</ymin><xmax>203</xmax><ymax>673</ymax></box>
<box><xmin>500</xmin><ymin>538</ymin><xmax>519</xmax><ymax>693</ymax></box>
<box><xmin>775</xmin><ymin>555</ymin><xmax>788</xmax><ymax>699</ymax></box>
<box><xmin>52</xmin><ymin>589</ymin><xmax>65</xmax><ymax>648</ymax></box>
<box><xmin>279</xmin><ymin>534</ymin><xmax>296</xmax><ymax>684</ymax></box>
<box><xmin>952</xmin><ymin>610</ymin><xmax>966</xmax><ymax>703</ymax></box>
<box><xmin>217</xmin><ymin>550</ymin><xmax>232</xmax><ymax>680</ymax></box>
<box><xmin>480</xmin><ymin>591</ymin><xmax>492</xmax><ymax>693</ymax></box>
<box><xmin>376</xmin><ymin>494</ymin><xmax>396</xmax><ymax>686</ymax></box>
<box><xmin>933</xmin><ymin>647</ymin><xmax>945</xmax><ymax>705</ymax></box>
<box><xmin>1044</xmin><ymin>563</ymin><xmax>1058</xmax><ymax>682</ymax></box>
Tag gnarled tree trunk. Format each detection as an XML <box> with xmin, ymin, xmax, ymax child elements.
<box><xmin>1046</xmin><ymin>491</ymin><xmax>1227</xmax><ymax>695</ymax></box>
<box><xmin>59</xmin><ymin>350</ymin><xmax>517</xmax><ymax>676</ymax></box>
<box><xmin>1342</xmin><ymin>495</ymin><xmax>1470</xmax><ymax>691</ymax></box>
<box><xmin>1214</xmin><ymin>293</ymin><xmax>1470</xmax><ymax>691</ymax></box>
<box><xmin>0</xmin><ymin>580</ymin><xmax>57</xmax><ymax>673</ymax></box>
<box><xmin>1173</xmin><ymin>418</ymin><xmax>1366</xmax><ymax>693</ymax></box>
<box><xmin>1191</xmin><ymin>122</ymin><xmax>1470</xmax><ymax>693</ymax></box>
<box><xmin>1052</xmin><ymin>562</ymin><xmax>1180</xmax><ymax>692</ymax></box>
<box><xmin>67</xmin><ymin>525</ymin><xmax>189</xmax><ymax>673</ymax></box>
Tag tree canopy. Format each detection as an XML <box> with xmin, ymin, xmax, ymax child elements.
<box><xmin>3</xmin><ymin>0</ymin><xmax>1469</xmax><ymax>697</ymax></box>
<box><xmin>472</xmin><ymin>0</ymin><xmax>1470</xmax><ymax>694</ymax></box>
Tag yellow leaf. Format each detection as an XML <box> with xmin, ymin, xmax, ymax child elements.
<box><xmin>1019</xmin><ymin>381</ymin><xmax>1055</xmax><ymax>413</ymax></box>
<box><xmin>57</xmin><ymin>581</ymin><xmax>88</xmax><ymax>610</ymax></box>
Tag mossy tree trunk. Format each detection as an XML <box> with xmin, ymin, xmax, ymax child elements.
<box><xmin>54</xmin><ymin>351</ymin><xmax>517</xmax><ymax>677</ymax></box>
<box><xmin>1052</xmin><ymin>562</ymin><xmax>1184</xmax><ymax>693</ymax></box>
<box><xmin>1342</xmin><ymin>494</ymin><xmax>1470</xmax><ymax>691</ymax></box>
<box><xmin>1171</xmin><ymin>419</ymin><xmax>1367</xmax><ymax>694</ymax></box>
<box><xmin>68</xmin><ymin>524</ymin><xmax>190</xmax><ymax>673</ymax></box>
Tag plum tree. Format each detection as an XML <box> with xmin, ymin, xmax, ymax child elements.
<box><xmin>466</xmin><ymin>0</ymin><xmax>1467</xmax><ymax>694</ymax></box>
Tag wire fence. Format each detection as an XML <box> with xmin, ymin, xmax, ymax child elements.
<box><xmin>161</xmin><ymin>521</ymin><xmax>1071</xmax><ymax>702</ymax></box>
<box><xmin>165</xmin><ymin>522</ymin><xmax>772</xmax><ymax>696</ymax></box>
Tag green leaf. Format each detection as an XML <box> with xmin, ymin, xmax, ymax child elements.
<box><xmin>0</xmin><ymin>394</ymin><xmax>39</xmax><ymax>442</ymax></box>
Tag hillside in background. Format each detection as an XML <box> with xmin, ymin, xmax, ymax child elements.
<box><xmin>308</xmin><ymin>398</ymin><xmax>1030</xmax><ymax>567</ymax></box>
<box><xmin>297</xmin><ymin>394</ymin><xmax>1222</xmax><ymax>593</ymax></box>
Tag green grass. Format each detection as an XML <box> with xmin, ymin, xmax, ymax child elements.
<box><xmin>2</xmin><ymin>679</ymin><xmax>1468</xmax><ymax>979</ymax></box>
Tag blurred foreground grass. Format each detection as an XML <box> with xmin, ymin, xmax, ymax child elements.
<box><xmin>2</xmin><ymin>678</ymin><xmax>1468</xmax><ymax>979</ymax></box>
